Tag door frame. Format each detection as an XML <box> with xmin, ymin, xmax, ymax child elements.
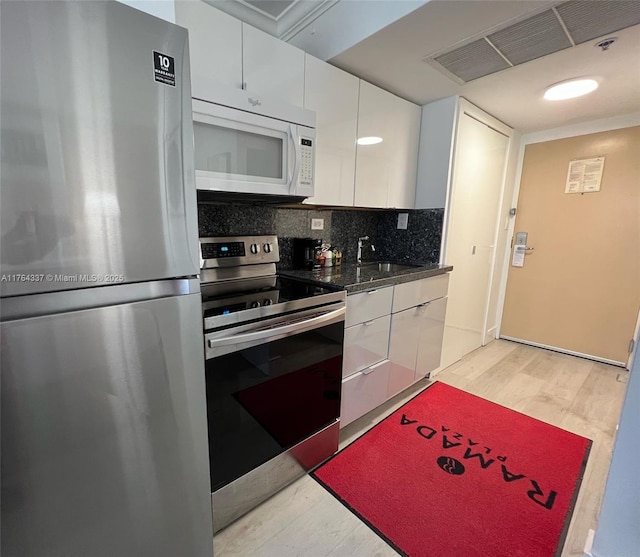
<box><xmin>494</xmin><ymin>111</ymin><xmax>640</xmax><ymax>369</ymax></box>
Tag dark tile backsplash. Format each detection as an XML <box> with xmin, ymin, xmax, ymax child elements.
<box><xmin>376</xmin><ymin>209</ymin><xmax>444</xmax><ymax>264</ymax></box>
<box><xmin>330</xmin><ymin>209</ymin><xmax>379</xmax><ymax>264</ymax></box>
<box><xmin>198</xmin><ymin>202</ymin><xmax>443</xmax><ymax>269</ymax></box>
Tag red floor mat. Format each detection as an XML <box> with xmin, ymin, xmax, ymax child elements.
<box><xmin>312</xmin><ymin>382</ymin><xmax>591</xmax><ymax>557</ymax></box>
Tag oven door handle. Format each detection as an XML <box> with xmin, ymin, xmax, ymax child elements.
<box><xmin>206</xmin><ymin>306</ymin><xmax>345</xmax><ymax>350</ymax></box>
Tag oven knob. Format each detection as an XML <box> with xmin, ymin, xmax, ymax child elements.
<box><xmin>250</xmin><ymin>300</ymin><xmax>260</xmax><ymax>308</ymax></box>
<box><xmin>262</xmin><ymin>299</ymin><xmax>272</xmax><ymax>306</ymax></box>
<box><xmin>263</xmin><ymin>243</ymin><xmax>272</xmax><ymax>253</ymax></box>
<box><xmin>250</xmin><ymin>243</ymin><xmax>259</xmax><ymax>254</ymax></box>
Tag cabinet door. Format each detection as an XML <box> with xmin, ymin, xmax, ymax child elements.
<box><xmin>354</xmin><ymin>82</ymin><xmax>420</xmax><ymax>209</ymax></box>
<box><xmin>343</xmin><ymin>315</ymin><xmax>391</xmax><ymax>378</ymax></box>
<box><xmin>303</xmin><ymin>55</ymin><xmax>359</xmax><ymax>206</ymax></box>
<box><xmin>354</xmin><ymin>81</ymin><xmax>394</xmax><ymax>208</ymax></box>
<box><xmin>175</xmin><ymin>2</ymin><xmax>242</xmax><ymax>99</ymax></box>
<box><xmin>387</xmin><ymin>96</ymin><xmax>420</xmax><ymax>209</ymax></box>
<box><xmin>388</xmin><ymin>306</ymin><xmax>421</xmax><ymax>397</ymax></box>
<box><xmin>415</xmin><ymin>297</ymin><xmax>448</xmax><ymax>380</ymax></box>
<box><xmin>242</xmin><ymin>24</ymin><xmax>305</xmax><ymax>107</ymax></box>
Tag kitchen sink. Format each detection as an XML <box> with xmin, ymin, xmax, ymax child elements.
<box><xmin>359</xmin><ymin>262</ymin><xmax>421</xmax><ymax>272</ymax></box>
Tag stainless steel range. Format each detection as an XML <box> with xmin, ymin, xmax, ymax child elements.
<box><xmin>199</xmin><ymin>235</ymin><xmax>346</xmax><ymax>532</ymax></box>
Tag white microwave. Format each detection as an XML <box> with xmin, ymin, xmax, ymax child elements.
<box><xmin>192</xmin><ymin>92</ymin><xmax>315</xmax><ymax>199</ymax></box>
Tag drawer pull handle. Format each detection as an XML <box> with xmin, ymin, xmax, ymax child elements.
<box><xmin>363</xmin><ymin>320</ymin><xmax>375</xmax><ymax>326</ymax></box>
<box><xmin>362</xmin><ymin>360</ymin><xmax>388</xmax><ymax>375</ymax></box>
<box><xmin>367</xmin><ymin>290</ymin><xmax>377</xmax><ymax>295</ymax></box>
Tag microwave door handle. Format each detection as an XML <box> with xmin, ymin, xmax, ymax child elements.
<box><xmin>206</xmin><ymin>307</ymin><xmax>345</xmax><ymax>350</ymax></box>
<box><xmin>288</xmin><ymin>124</ymin><xmax>300</xmax><ymax>193</ymax></box>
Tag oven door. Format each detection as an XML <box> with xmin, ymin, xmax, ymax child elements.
<box><xmin>193</xmin><ymin>99</ymin><xmax>306</xmax><ymax>197</ymax></box>
<box><xmin>204</xmin><ymin>302</ymin><xmax>344</xmax><ymax>492</ymax></box>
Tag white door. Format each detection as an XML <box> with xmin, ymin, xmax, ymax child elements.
<box><xmin>440</xmin><ymin>109</ymin><xmax>511</xmax><ymax>369</ymax></box>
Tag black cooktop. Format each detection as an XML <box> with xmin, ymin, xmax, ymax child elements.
<box><xmin>202</xmin><ymin>275</ymin><xmax>341</xmax><ymax>322</ymax></box>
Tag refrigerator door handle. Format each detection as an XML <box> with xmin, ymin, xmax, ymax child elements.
<box><xmin>0</xmin><ymin>278</ymin><xmax>200</xmax><ymax>323</ymax></box>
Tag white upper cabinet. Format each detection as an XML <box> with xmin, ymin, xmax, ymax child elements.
<box><xmin>388</xmin><ymin>96</ymin><xmax>421</xmax><ymax>209</ymax></box>
<box><xmin>354</xmin><ymin>81</ymin><xmax>394</xmax><ymax>208</ymax></box>
<box><xmin>354</xmin><ymin>81</ymin><xmax>420</xmax><ymax>209</ymax></box>
<box><xmin>414</xmin><ymin>96</ymin><xmax>459</xmax><ymax>209</ymax></box>
<box><xmin>303</xmin><ymin>55</ymin><xmax>359</xmax><ymax>206</ymax></box>
<box><xmin>176</xmin><ymin>2</ymin><xmax>304</xmax><ymax>106</ymax></box>
<box><xmin>242</xmin><ymin>24</ymin><xmax>305</xmax><ymax>107</ymax></box>
<box><xmin>175</xmin><ymin>1</ymin><xmax>242</xmax><ymax>99</ymax></box>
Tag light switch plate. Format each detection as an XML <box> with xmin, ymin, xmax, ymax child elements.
<box><xmin>311</xmin><ymin>218</ymin><xmax>324</xmax><ymax>230</ymax></box>
<box><xmin>397</xmin><ymin>213</ymin><xmax>409</xmax><ymax>230</ymax></box>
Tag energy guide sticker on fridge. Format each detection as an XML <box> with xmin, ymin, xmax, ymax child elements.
<box><xmin>564</xmin><ymin>157</ymin><xmax>605</xmax><ymax>194</ymax></box>
<box><xmin>153</xmin><ymin>51</ymin><xmax>175</xmax><ymax>86</ymax></box>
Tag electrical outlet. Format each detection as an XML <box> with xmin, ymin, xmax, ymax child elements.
<box><xmin>311</xmin><ymin>218</ymin><xmax>324</xmax><ymax>230</ymax></box>
<box><xmin>397</xmin><ymin>213</ymin><xmax>409</xmax><ymax>230</ymax></box>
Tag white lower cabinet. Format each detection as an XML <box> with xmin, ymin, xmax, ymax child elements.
<box><xmin>389</xmin><ymin>284</ymin><xmax>448</xmax><ymax>388</ymax></box>
<box><xmin>415</xmin><ymin>297</ymin><xmax>447</xmax><ymax>378</ymax></box>
<box><xmin>389</xmin><ymin>296</ymin><xmax>448</xmax><ymax>387</ymax></box>
<box><xmin>343</xmin><ymin>315</ymin><xmax>391</xmax><ymax>377</ymax></box>
<box><xmin>340</xmin><ymin>360</ymin><xmax>391</xmax><ymax>428</ymax></box>
<box><xmin>339</xmin><ymin>275</ymin><xmax>449</xmax><ymax>428</ymax></box>
<box><xmin>388</xmin><ymin>306</ymin><xmax>421</xmax><ymax>398</ymax></box>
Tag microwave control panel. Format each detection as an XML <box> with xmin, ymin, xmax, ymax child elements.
<box><xmin>299</xmin><ymin>137</ymin><xmax>314</xmax><ymax>186</ymax></box>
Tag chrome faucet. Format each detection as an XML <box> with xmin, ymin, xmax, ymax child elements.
<box><xmin>357</xmin><ymin>236</ymin><xmax>376</xmax><ymax>264</ymax></box>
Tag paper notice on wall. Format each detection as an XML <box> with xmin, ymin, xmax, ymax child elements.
<box><xmin>565</xmin><ymin>157</ymin><xmax>605</xmax><ymax>194</ymax></box>
<box><xmin>511</xmin><ymin>245</ymin><xmax>525</xmax><ymax>267</ymax></box>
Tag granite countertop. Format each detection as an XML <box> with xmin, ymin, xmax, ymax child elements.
<box><xmin>279</xmin><ymin>262</ymin><xmax>453</xmax><ymax>293</ymax></box>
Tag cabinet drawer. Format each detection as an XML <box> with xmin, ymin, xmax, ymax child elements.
<box><xmin>345</xmin><ymin>286</ymin><xmax>393</xmax><ymax>327</ymax></box>
<box><xmin>343</xmin><ymin>315</ymin><xmax>390</xmax><ymax>378</ymax></box>
<box><xmin>340</xmin><ymin>360</ymin><xmax>391</xmax><ymax>428</ymax></box>
<box><xmin>392</xmin><ymin>274</ymin><xmax>449</xmax><ymax>313</ymax></box>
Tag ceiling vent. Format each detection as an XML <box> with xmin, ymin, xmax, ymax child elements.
<box><xmin>426</xmin><ymin>0</ymin><xmax>640</xmax><ymax>83</ymax></box>
<box><xmin>555</xmin><ymin>0</ymin><xmax>640</xmax><ymax>44</ymax></box>
<box><xmin>434</xmin><ymin>38</ymin><xmax>510</xmax><ymax>83</ymax></box>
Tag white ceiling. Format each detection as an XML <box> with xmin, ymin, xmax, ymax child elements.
<box><xmin>329</xmin><ymin>0</ymin><xmax>640</xmax><ymax>132</ymax></box>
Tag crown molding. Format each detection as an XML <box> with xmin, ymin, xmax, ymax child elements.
<box><xmin>279</xmin><ymin>0</ymin><xmax>338</xmax><ymax>41</ymax></box>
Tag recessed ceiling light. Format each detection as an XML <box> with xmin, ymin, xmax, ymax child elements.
<box><xmin>357</xmin><ymin>136</ymin><xmax>383</xmax><ymax>145</ymax></box>
<box><xmin>543</xmin><ymin>79</ymin><xmax>598</xmax><ymax>101</ymax></box>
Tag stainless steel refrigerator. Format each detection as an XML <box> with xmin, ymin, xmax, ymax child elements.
<box><xmin>1</xmin><ymin>2</ymin><xmax>213</xmax><ymax>555</ymax></box>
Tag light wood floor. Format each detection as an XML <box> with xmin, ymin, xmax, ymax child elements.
<box><xmin>213</xmin><ymin>340</ymin><xmax>628</xmax><ymax>557</ymax></box>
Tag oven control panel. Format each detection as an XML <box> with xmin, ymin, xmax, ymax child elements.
<box><xmin>201</xmin><ymin>241</ymin><xmax>245</xmax><ymax>259</ymax></box>
<box><xmin>199</xmin><ymin>235</ymin><xmax>279</xmax><ymax>269</ymax></box>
